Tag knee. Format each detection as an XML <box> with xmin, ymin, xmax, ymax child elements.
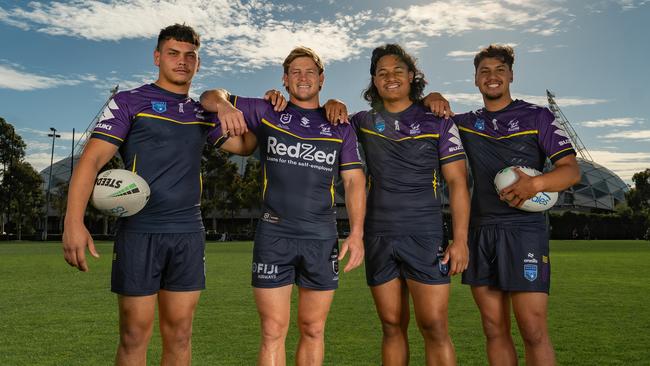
<box><xmin>298</xmin><ymin>319</ymin><xmax>326</xmax><ymax>341</ymax></box>
<box><xmin>418</xmin><ymin>317</ymin><xmax>449</xmax><ymax>342</ymax></box>
<box><xmin>260</xmin><ymin>318</ymin><xmax>289</xmax><ymax>344</ymax></box>
<box><xmin>120</xmin><ymin>323</ymin><xmax>153</xmax><ymax>350</ymax></box>
<box><xmin>519</xmin><ymin>323</ymin><xmax>548</xmax><ymax>347</ymax></box>
<box><xmin>380</xmin><ymin>316</ymin><xmax>408</xmax><ymax>338</ymax></box>
<box><xmin>481</xmin><ymin>317</ymin><xmax>510</xmax><ymax>340</ymax></box>
<box><xmin>161</xmin><ymin>322</ymin><xmax>193</xmax><ymax>349</ymax></box>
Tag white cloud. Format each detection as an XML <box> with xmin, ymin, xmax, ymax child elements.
<box><xmin>616</xmin><ymin>0</ymin><xmax>650</xmax><ymax>10</ymax></box>
<box><xmin>590</xmin><ymin>149</ymin><xmax>650</xmax><ymax>183</ymax></box>
<box><xmin>444</xmin><ymin>92</ymin><xmax>608</xmax><ymax>108</ymax></box>
<box><xmin>447</xmin><ymin>43</ymin><xmax>519</xmax><ymax>59</ymax></box>
<box><xmin>580</xmin><ymin>117</ymin><xmax>639</xmax><ymax>128</ymax></box>
<box><xmin>600</xmin><ymin>130</ymin><xmax>650</xmax><ymax>140</ymax></box>
<box><xmin>0</xmin><ymin>0</ymin><xmax>568</xmax><ymax>71</ymax></box>
<box><xmin>25</xmin><ymin>152</ymin><xmax>68</xmax><ymax>173</ymax></box>
<box><xmin>0</xmin><ymin>64</ymin><xmax>85</xmax><ymax>91</ymax></box>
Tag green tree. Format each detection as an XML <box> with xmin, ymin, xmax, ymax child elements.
<box><xmin>626</xmin><ymin>169</ymin><xmax>650</xmax><ymax>212</ymax></box>
<box><xmin>2</xmin><ymin>161</ymin><xmax>44</xmax><ymax>239</ymax></box>
<box><xmin>201</xmin><ymin>146</ymin><xmax>243</xmax><ymax>232</ymax></box>
<box><xmin>0</xmin><ymin>118</ymin><xmax>27</xmax><ymax>234</ymax></box>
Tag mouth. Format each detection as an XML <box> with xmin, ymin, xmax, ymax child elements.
<box><xmin>173</xmin><ymin>68</ymin><xmax>190</xmax><ymax>74</ymax></box>
<box><xmin>384</xmin><ymin>82</ymin><xmax>401</xmax><ymax>90</ymax></box>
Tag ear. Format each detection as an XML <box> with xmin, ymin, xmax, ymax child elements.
<box><xmin>154</xmin><ymin>49</ymin><xmax>160</xmax><ymax>67</ymax></box>
<box><xmin>474</xmin><ymin>72</ymin><xmax>479</xmax><ymax>87</ymax></box>
<box><xmin>319</xmin><ymin>72</ymin><xmax>324</xmax><ymax>87</ymax></box>
<box><xmin>409</xmin><ymin>71</ymin><xmax>414</xmax><ymax>83</ymax></box>
<box><xmin>282</xmin><ymin>73</ymin><xmax>288</xmax><ymax>88</ymax></box>
<box><xmin>197</xmin><ymin>56</ymin><xmax>201</xmax><ymax>73</ymax></box>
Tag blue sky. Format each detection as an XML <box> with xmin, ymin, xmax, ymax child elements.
<box><xmin>1</xmin><ymin>0</ymin><xmax>648</xmax><ymax>183</ymax></box>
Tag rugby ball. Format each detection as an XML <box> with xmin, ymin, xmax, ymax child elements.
<box><xmin>494</xmin><ymin>166</ymin><xmax>558</xmax><ymax>212</ymax></box>
<box><xmin>91</xmin><ymin>169</ymin><xmax>150</xmax><ymax>217</ymax></box>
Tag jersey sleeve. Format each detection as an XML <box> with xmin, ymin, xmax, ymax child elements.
<box><xmin>206</xmin><ymin>118</ymin><xmax>228</xmax><ymax>148</ymax></box>
<box><xmin>230</xmin><ymin>95</ymin><xmax>271</xmax><ymax>134</ymax></box>
<box><xmin>438</xmin><ymin>117</ymin><xmax>466</xmax><ymax>165</ymax></box>
<box><xmin>536</xmin><ymin>108</ymin><xmax>576</xmax><ymax>163</ymax></box>
<box><xmin>91</xmin><ymin>92</ymin><xmax>133</xmax><ymax>147</ymax></box>
<box><xmin>338</xmin><ymin>124</ymin><xmax>363</xmax><ymax>171</ymax></box>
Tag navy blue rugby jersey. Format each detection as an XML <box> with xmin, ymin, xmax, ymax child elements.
<box><xmin>351</xmin><ymin>103</ymin><xmax>466</xmax><ymax>235</ymax></box>
<box><xmin>454</xmin><ymin>100</ymin><xmax>576</xmax><ymax>225</ymax></box>
<box><xmin>209</xmin><ymin>96</ymin><xmax>363</xmax><ymax>239</ymax></box>
<box><xmin>91</xmin><ymin>83</ymin><xmax>226</xmax><ymax>233</ymax></box>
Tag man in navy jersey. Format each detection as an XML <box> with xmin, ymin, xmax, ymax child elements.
<box><xmin>62</xmin><ymin>24</ymin><xmax>264</xmax><ymax>365</ymax></box>
<box><xmin>426</xmin><ymin>45</ymin><xmax>580</xmax><ymax>365</ymax></box>
<box><xmin>200</xmin><ymin>47</ymin><xmax>366</xmax><ymax>366</ymax></box>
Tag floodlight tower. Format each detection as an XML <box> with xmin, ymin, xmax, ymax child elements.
<box><xmin>546</xmin><ymin>89</ymin><xmax>593</xmax><ymax>161</ymax></box>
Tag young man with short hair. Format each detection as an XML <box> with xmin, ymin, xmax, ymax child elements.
<box><xmin>427</xmin><ymin>44</ymin><xmax>580</xmax><ymax>366</ymax></box>
<box><xmin>200</xmin><ymin>46</ymin><xmax>366</xmax><ymax>366</ymax></box>
<box><xmin>62</xmin><ymin>23</ymin><xmax>256</xmax><ymax>365</ymax></box>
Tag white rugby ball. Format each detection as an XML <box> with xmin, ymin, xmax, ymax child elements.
<box><xmin>494</xmin><ymin>166</ymin><xmax>558</xmax><ymax>212</ymax></box>
<box><xmin>91</xmin><ymin>169</ymin><xmax>150</xmax><ymax>217</ymax></box>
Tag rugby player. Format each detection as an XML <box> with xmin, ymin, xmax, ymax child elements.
<box><xmin>200</xmin><ymin>46</ymin><xmax>366</xmax><ymax>366</ymax></box>
<box><xmin>343</xmin><ymin>44</ymin><xmax>470</xmax><ymax>366</ymax></box>
<box><xmin>425</xmin><ymin>44</ymin><xmax>580</xmax><ymax>365</ymax></box>
<box><xmin>62</xmin><ymin>24</ymin><xmax>268</xmax><ymax>365</ymax></box>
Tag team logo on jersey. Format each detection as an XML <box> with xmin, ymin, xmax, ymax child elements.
<box><xmin>300</xmin><ymin>116</ymin><xmax>310</xmax><ymax>127</ymax></box>
<box><xmin>474</xmin><ymin>118</ymin><xmax>485</xmax><ymax>131</ymax></box>
<box><xmin>98</xmin><ymin>99</ymin><xmax>119</xmax><ymax>123</ymax></box>
<box><xmin>394</xmin><ymin>120</ymin><xmax>400</xmax><ymax>131</ymax></box>
<box><xmin>491</xmin><ymin>118</ymin><xmax>499</xmax><ymax>130</ymax></box>
<box><xmin>178</xmin><ymin>103</ymin><xmax>185</xmax><ymax>114</ymax></box>
<box><xmin>319</xmin><ymin>124</ymin><xmax>333</xmax><ymax>136</ymax></box>
<box><xmin>375</xmin><ymin>119</ymin><xmax>385</xmax><ymax>132</ymax></box>
<box><xmin>151</xmin><ymin>101</ymin><xmax>167</xmax><ymax>113</ymax></box>
<box><xmin>507</xmin><ymin>119</ymin><xmax>520</xmax><ymax>132</ymax></box>
<box><xmin>524</xmin><ymin>264</ymin><xmax>538</xmax><ymax>281</ymax></box>
<box><xmin>280</xmin><ymin>113</ymin><xmax>292</xmax><ymax>124</ymax></box>
<box><xmin>409</xmin><ymin>123</ymin><xmax>421</xmax><ymax>135</ymax></box>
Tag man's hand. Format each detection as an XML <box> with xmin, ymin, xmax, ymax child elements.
<box><xmin>62</xmin><ymin>223</ymin><xmax>99</xmax><ymax>272</ymax></box>
<box><xmin>441</xmin><ymin>239</ymin><xmax>468</xmax><ymax>275</ymax></box>
<box><xmin>263</xmin><ymin>89</ymin><xmax>288</xmax><ymax>112</ymax></box>
<box><xmin>422</xmin><ymin>92</ymin><xmax>454</xmax><ymax>118</ymax></box>
<box><xmin>338</xmin><ymin>233</ymin><xmax>364</xmax><ymax>273</ymax></box>
<box><xmin>323</xmin><ymin>99</ymin><xmax>349</xmax><ymax>125</ymax></box>
<box><xmin>499</xmin><ymin>168</ymin><xmax>540</xmax><ymax>208</ymax></box>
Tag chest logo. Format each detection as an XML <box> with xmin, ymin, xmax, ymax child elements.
<box><xmin>409</xmin><ymin>123</ymin><xmax>420</xmax><ymax>135</ymax></box>
<box><xmin>300</xmin><ymin>116</ymin><xmax>310</xmax><ymax>127</ymax></box>
<box><xmin>474</xmin><ymin>118</ymin><xmax>485</xmax><ymax>131</ymax></box>
<box><xmin>375</xmin><ymin>120</ymin><xmax>385</xmax><ymax>132</ymax></box>
<box><xmin>319</xmin><ymin>124</ymin><xmax>333</xmax><ymax>136</ymax></box>
<box><xmin>280</xmin><ymin>113</ymin><xmax>292</xmax><ymax>124</ymax></box>
<box><xmin>507</xmin><ymin>119</ymin><xmax>520</xmax><ymax>132</ymax></box>
<box><xmin>491</xmin><ymin>118</ymin><xmax>499</xmax><ymax>130</ymax></box>
<box><xmin>151</xmin><ymin>101</ymin><xmax>167</xmax><ymax>114</ymax></box>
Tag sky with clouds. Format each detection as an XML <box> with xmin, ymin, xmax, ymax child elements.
<box><xmin>0</xmin><ymin>0</ymin><xmax>648</xmax><ymax>184</ymax></box>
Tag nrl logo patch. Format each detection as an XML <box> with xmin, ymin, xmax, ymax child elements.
<box><xmin>151</xmin><ymin>101</ymin><xmax>167</xmax><ymax>113</ymax></box>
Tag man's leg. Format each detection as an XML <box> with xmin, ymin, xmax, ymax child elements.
<box><xmin>115</xmin><ymin>294</ymin><xmax>157</xmax><ymax>366</ymax></box>
<box><xmin>254</xmin><ymin>285</ymin><xmax>293</xmax><ymax>366</ymax></box>
<box><xmin>158</xmin><ymin>290</ymin><xmax>201</xmax><ymax>366</ymax></box>
<box><xmin>370</xmin><ymin>278</ymin><xmax>410</xmax><ymax>366</ymax></box>
<box><xmin>511</xmin><ymin>292</ymin><xmax>555</xmax><ymax>366</ymax></box>
<box><xmin>408</xmin><ymin>280</ymin><xmax>455</xmax><ymax>366</ymax></box>
<box><xmin>471</xmin><ymin>286</ymin><xmax>517</xmax><ymax>366</ymax></box>
<box><xmin>295</xmin><ymin>287</ymin><xmax>335</xmax><ymax>366</ymax></box>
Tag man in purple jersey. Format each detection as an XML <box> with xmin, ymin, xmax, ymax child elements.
<box><xmin>427</xmin><ymin>45</ymin><xmax>580</xmax><ymax>366</ymax></box>
<box><xmin>200</xmin><ymin>47</ymin><xmax>366</xmax><ymax>366</ymax></box>
<box><xmin>62</xmin><ymin>24</ymin><xmax>265</xmax><ymax>365</ymax></box>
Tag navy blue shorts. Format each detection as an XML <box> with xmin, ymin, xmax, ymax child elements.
<box><xmin>252</xmin><ymin>233</ymin><xmax>339</xmax><ymax>290</ymax></box>
<box><xmin>461</xmin><ymin>224</ymin><xmax>550</xmax><ymax>293</ymax></box>
<box><xmin>111</xmin><ymin>231</ymin><xmax>206</xmax><ymax>296</ymax></box>
<box><xmin>364</xmin><ymin>234</ymin><xmax>450</xmax><ymax>287</ymax></box>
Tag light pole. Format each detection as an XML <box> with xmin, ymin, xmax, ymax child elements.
<box><xmin>44</xmin><ymin>127</ymin><xmax>60</xmax><ymax>241</ymax></box>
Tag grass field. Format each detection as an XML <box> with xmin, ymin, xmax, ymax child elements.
<box><xmin>1</xmin><ymin>240</ymin><xmax>649</xmax><ymax>365</ymax></box>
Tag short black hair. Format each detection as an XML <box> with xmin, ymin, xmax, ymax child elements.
<box><xmin>474</xmin><ymin>44</ymin><xmax>515</xmax><ymax>71</ymax></box>
<box><xmin>156</xmin><ymin>23</ymin><xmax>200</xmax><ymax>51</ymax></box>
<box><xmin>362</xmin><ymin>44</ymin><xmax>427</xmax><ymax>109</ymax></box>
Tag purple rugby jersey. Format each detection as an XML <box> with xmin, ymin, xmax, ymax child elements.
<box><xmin>351</xmin><ymin>103</ymin><xmax>466</xmax><ymax>235</ymax></box>
<box><xmin>454</xmin><ymin>99</ymin><xmax>576</xmax><ymax>225</ymax></box>
<box><xmin>208</xmin><ymin>96</ymin><xmax>362</xmax><ymax>239</ymax></box>
<box><xmin>91</xmin><ymin>83</ymin><xmax>225</xmax><ymax>233</ymax></box>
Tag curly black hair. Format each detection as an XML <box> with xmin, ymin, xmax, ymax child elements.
<box><xmin>362</xmin><ymin>44</ymin><xmax>427</xmax><ymax>109</ymax></box>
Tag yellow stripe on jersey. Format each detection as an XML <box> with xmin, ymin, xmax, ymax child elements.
<box><xmin>199</xmin><ymin>174</ymin><xmax>203</xmax><ymax>197</ymax></box>
<box><xmin>131</xmin><ymin>154</ymin><xmax>137</xmax><ymax>173</ymax></box>
<box><xmin>360</xmin><ymin>128</ymin><xmax>439</xmax><ymax>141</ymax></box>
<box><xmin>262</xmin><ymin>119</ymin><xmax>343</xmax><ymax>142</ymax></box>
<box><xmin>213</xmin><ymin>135</ymin><xmax>227</xmax><ymax>146</ymax></box>
<box><xmin>459</xmin><ymin>126</ymin><xmax>538</xmax><ymax>140</ymax></box>
<box><xmin>432</xmin><ymin>170</ymin><xmax>438</xmax><ymax>198</ymax></box>
<box><xmin>549</xmin><ymin>147</ymin><xmax>575</xmax><ymax>160</ymax></box>
<box><xmin>136</xmin><ymin>113</ymin><xmax>216</xmax><ymax>127</ymax></box>
<box><xmin>330</xmin><ymin>176</ymin><xmax>335</xmax><ymax>208</ymax></box>
<box><xmin>263</xmin><ymin>165</ymin><xmax>268</xmax><ymax>199</ymax></box>
<box><xmin>440</xmin><ymin>152</ymin><xmax>466</xmax><ymax>161</ymax></box>
<box><xmin>233</xmin><ymin>95</ymin><xmax>238</xmax><ymax>108</ymax></box>
<box><xmin>340</xmin><ymin>162</ymin><xmax>363</xmax><ymax>167</ymax></box>
<box><xmin>92</xmin><ymin>131</ymin><xmax>124</xmax><ymax>142</ymax></box>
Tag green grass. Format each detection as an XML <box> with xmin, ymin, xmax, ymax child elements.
<box><xmin>0</xmin><ymin>240</ymin><xmax>649</xmax><ymax>365</ymax></box>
